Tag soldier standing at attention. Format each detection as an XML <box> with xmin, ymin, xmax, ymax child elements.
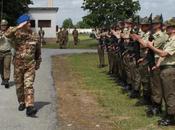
<box><xmin>5</xmin><ymin>14</ymin><xmax>42</xmax><ymax>117</ymax></box>
<box><xmin>72</xmin><ymin>27</ymin><xmax>79</xmax><ymax>46</ymax></box>
<box><xmin>38</xmin><ymin>27</ymin><xmax>45</xmax><ymax>46</ymax></box>
<box><xmin>141</xmin><ymin>18</ymin><xmax>175</xmax><ymax>126</ymax></box>
<box><xmin>0</xmin><ymin>19</ymin><xmax>12</xmax><ymax>88</ymax></box>
<box><xmin>146</xmin><ymin>15</ymin><xmax>168</xmax><ymax>117</ymax></box>
<box><xmin>95</xmin><ymin>28</ymin><xmax>106</xmax><ymax>68</ymax></box>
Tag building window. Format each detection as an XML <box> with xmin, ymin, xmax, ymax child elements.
<box><xmin>38</xmin><ymin>20</ymin><xmax>51</xmax><ymax>28</ymax></box>
<box><xmin>30</xmin><ymin>20</ymin><xmax>35</xmax><ymax>28</ymax></box>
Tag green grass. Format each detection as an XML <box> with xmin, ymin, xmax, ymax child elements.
<box><xmin>64</xmin><ymin>53</ymin><xmax>175</xmax><ymax>130</ymax></box>
<box><xmin>43</xmin><ymin>34</ymin><xmax>97</xmax><ymax>49</ymax></box>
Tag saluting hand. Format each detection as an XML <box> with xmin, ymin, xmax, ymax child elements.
<box><xmin>17</xmin><ymin>21</ymin><xmax>28</xmax><ymax>29</ymax></box>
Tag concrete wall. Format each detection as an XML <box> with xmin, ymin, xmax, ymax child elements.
<box><xmin>29</xmin><ymin>9</ymin><xmax>58</xmax><ymax>38</ymax></box>
<box><xmin>68</xmin><ymin>29</ymin><xmax>93</xmax><ymax>34</ymax></box>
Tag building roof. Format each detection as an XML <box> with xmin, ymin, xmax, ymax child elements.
<box><xmin>29</xmin><ymin>7</ymin><xmax>59</xmax><ymax>12</ymax></box>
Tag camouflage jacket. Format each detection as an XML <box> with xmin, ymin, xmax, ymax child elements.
<box><xmin>5</xmin><ymin>27</ymin><xmax>42</xmax><ymax>65</ymax></box>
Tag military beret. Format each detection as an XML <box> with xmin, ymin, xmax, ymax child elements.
<box><xmin>152</xmin><ymin>15</ymin><xmax>163</xmax><ymax>24</ymax></box>
<box><xmin>16</xmin><ymin>14</ymin><xmax>30</xmax><ymax>25</ymax></box>
<box><xmin>166</xmin><ymin>17</ymin><xmax>175</xmax><ymax>27</ymax></box>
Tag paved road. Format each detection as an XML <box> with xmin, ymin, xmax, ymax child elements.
<box><xmin>0</xmin><ymin>49</ymin><xmax>96</xmax><ymax>130</ymax></box>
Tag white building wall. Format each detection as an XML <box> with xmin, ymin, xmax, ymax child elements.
<box><xmin>29</xmin><ymin>9</ymin><xmax>58</xmax><ymax>38</ymax></box>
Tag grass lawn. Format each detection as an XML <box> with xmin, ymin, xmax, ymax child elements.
<box><xmin>55</xmin><ymin>53</ymin><xmax>175</xmax><ymax>130</ymax></box>
<box><xmin>43</xmin><ymin>34</ymin><xmax>97</xmax><ymax>49</ymax></box>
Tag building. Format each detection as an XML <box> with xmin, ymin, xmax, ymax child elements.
<box><xmin>29</xmin><ymin>0</ymin><xmax>58</xmax><ymax>39</ymax></box>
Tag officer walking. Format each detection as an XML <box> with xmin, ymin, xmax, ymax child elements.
<box><xmin>5</xmin><ymin>14</ymin><xmax>42</xmax><ymax>117</ymax></box>
<box><xmin>0</xmin><ymin>19</ymin><xmax>12</xmax><ymax>88</ymax></box>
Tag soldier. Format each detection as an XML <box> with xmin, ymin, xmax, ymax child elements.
<box><xmin>5</xmin><ymin>14</ymin><xmax>42</xmax><ymax>117</ymax></box>
<box><xmin>72</xmin><ymin>27</ymin><xmax>79</xmax><ymax>45</ymax></box>
<box><xmin>121</xmin><ymin>18</ymin><xmax>134</xmax><ymax>92</ymax></box>
<box><xmin>146</xmin><ymin>15</ymin><xmax>168</xmax><ymax>117</ymax></box>
<box><xmin>95</xmin><ymin>28</ymin><xmax>106</xmax><ymax>68</ymax></box>
<box><xmin>38</xmin><ymin>27</ymin><xmax>45</xmax><ymax>46</ymax></box>
<box><xmin>0</xmin><ymin>19</ymin><xmax>12</xmax><ymax>88</ymax></box>
<box><xmin>131</xmin><ymin>17</ymin><xmax>152</xmax><ymax>106</ymax></box>
<box><xmin>58</xmin><ymin>28</ymin><xmax>64</xmax><ymax>48</ymax></box>
<box><xmin>62</xmin><ymin>28</ymin><xmax>69</xmax><ymax>48</ymax></box>
<box><xmin>144</xmin><ymin>17</ymin><xmax>175</xmax><ymax>126</ymax></box>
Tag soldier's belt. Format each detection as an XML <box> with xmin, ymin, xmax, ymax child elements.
<box><xmin>160</xmin><ymin>65</ymin><xmax>175</xmax><ymax>70</ymax></box>
<box><xmin>0</xmin><ymin>50</ymin><xmax>11</xmax><ymax>53</ymax></box>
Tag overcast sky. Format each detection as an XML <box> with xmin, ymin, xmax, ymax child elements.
<box><xmin>31</xmin><ymin>0</ymin><xmax>175</xmax><ymax>26</ymax></box>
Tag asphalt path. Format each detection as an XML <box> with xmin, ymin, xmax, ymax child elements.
<box><xmin>0</xmin><ymin>49</ymin><xmax>96</xmax><ymax>130</ymax></box>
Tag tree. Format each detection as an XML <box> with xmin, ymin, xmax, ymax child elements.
<box><xmin>62</xmin><ymin>18</ymin><xmax>74</xmax><ymax>28</ymax></box>
<box><xmin>0</xmin><ymin>0</ymin><xmax>32</xmax><ymax>25</ymax></box>
<box><xmin>76</xmin><ymin>20</ymin><xmax>90</xmax><ymax>28</ymax></box>
<box><xmin>82</xmin><ymin>0</ymin><xmax>141</xmax><ymax>27</ymax></box>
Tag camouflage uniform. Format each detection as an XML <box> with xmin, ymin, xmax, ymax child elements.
<box><xmin>5</xmin><ymin>27</ymin><xmax>42</xmax><ymax>107</ymax></box>
<box><xmin>0</xmin><ymin>30</ymin><xmax>12</xmax><ymax>85</ymax></box>
<box><xmin>72</xmin><ymin>29</ymin><xmax>79</xmax><ymax>45</ymax></box>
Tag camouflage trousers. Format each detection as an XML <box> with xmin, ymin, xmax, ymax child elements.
<box><xmin>123</xmin><ymin>54</ymin><xmax>135</xmax><ymax>85</ymax></box>
<box><xmin>160</xmin><ymin>67</ymin><xmax>175</xmax><ymax>115</ymax></box>
<box><xmin>97</xmin><ymin>45</ymin><xmax>105</xmax><ymax>66</ymax></box>
<box><xmin>0</xmin><ymin>51</ymin><xmax>12</xmax><ymax>81</ymax></box>
<box><xmin>14</xmin><ymin>59</ymin><xmax>36</xmax><ymax>107</ymax></box>
<box><xmin>138</xmin><ymin>63</ymin><xmax>151</xmax><ymax>95</ymax></box>
<box><xmin>73</xmin><ymin>36</ymin><xmax>78</xmax><ymax>45</ymax></box>
<box><xmin>150</xmin><ymin>69</ymin><xmax>162</xmax><ymax>104</ymax></box>
<box><xmin>107</xmin><ymin>51</ymin><xmax>114</xmax><ymax>73</ymax></box>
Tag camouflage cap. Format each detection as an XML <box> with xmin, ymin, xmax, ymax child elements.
<box><xmin>165</xmin><ymin>17</ymin><xmax>175</xmax><ymax>27</ymax></box>
<box><xmin>0</xmin><ymin>19</ymin><xmax>8</xmax><ymax>26</ymax></box>
<box><xmin>124</xmin><ymin>18</ymin><xmax>133</xmax><ymax>23</ymax></box>
<box><xmin>152</xmin><ymin>15</ymin><xmax>162</xmax><ymax>24</ymax></box>
<box><xmin>140</xmin><ymin>17</ymin><xmax>150</xmax><ymax>25</ymax></box>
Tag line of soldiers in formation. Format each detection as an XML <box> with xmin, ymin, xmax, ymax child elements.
<box><xmin>0</xmin><ymin>15</ymin><xmax>41</xmax><ymax>117</ymax></box>
<box><xmin>95</xmin><ymin>15</ymin><xmax>175</xmax><ymax>126</ymax></box>
<box><xmin>56</xmin><ymin>27</ymin><xmax>79</xmax><ymax>48</ymax></box>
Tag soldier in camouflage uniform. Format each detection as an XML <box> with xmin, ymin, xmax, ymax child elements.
<box><xmin>132</xmin><ymin>17</ymin><xmax>152</xmax><ymax>106</ymax></box>
<box><xmin>143</xmin><ymin>17</ymin><xmax>175</xmax><ymax>126</ymax></box>
<box><xmin>95</xmin><ymin>28</ymin><xmax>106</xmax><ymax>68</ymax></box>
<box><xmin>0</xmin><ymin>19</ymin><xmax>12</xmax><ymax>88</ymax></box>
<box><xmin>5</xmin><ymin>15</ymin><xmax>42</xmax><ymax>117</ymax></box>
<box><xmin>72</xmin><ymin>27</ymin><xmax>79</xmax><ymax>45</ymax></box>
<box><xmin>146</xmin><ymin>15</ymin><xmax>168</xmax><ymax>117</ymax></box>
<box><xmin>121</xmin><ymin>18</ymin><xmax>134</xmax><ymax>92</ymax></box>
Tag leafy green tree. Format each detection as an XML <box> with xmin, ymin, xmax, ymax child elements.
<box><xmin>62</xmin><ymin>18</ymin><xmax>74</xmax><ymax>28</ymax></box>
<box><xmin>0</xmin><ymin>0</ymin><xmax>32</xmax><ymax>25</ymax></box>
<box><xmin>76</xmin><ymin>20</ymin><xmax>90</xmax><ymax>28</ymax></box>
<box><xmin>82</xmin><ymin>0</ymin><xmax>141</xmax><ymax>27</ymax></box>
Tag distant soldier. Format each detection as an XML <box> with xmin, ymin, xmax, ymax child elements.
<box><xmin>38</xmin><ymin>27</ymin><xmax>45</xmax><ymax>46</ymax></box>
<box><xmin>62</xmin><ymin>28</ymin><xmax>69</xmax><ymax>48</ymax></box>
<box><xmin>72</xmin><ymin>27</ymin><xmax>79</xmax><ymax>45</ymax></box>
<box><xmin>5</xmin><ymin>14</ymin><xmax>42</xmax><ymax>117</ymax></box>
<box><xmin>95</xmin><ymin>28</ymin><xmax>106</xmax><ymax>68</ymax></box>
<box><xmin>56</xmin><ymin>27</ymin><xmax>61</xmax><ymax>44</ymax></box>
<box><xmin>0</xmin><ymin>19</ymin><xmax>12</xmax><ymax>88</ymax></box>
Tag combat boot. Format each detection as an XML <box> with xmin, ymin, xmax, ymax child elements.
<box><xmin>158</xmin><ymin>115</ymin><xmax>175</xmax><ymax>126</ymax></box>
<box><xmin>1</xmin><ymin>80</ymin><xmax>5</xmax><ymax>85</ymax></box>
<box><xmin>26</xmin><ymin>106</ymin><xmax>38</xmax><ymax>117</ymax></box>
<box><xmin>129</xmin><ymin>90</ymin><xmax>140</xmax><ymax>99</ymax></box>
<box><xmin>4</xmin><ymin>80</ymin><xmax>9</xmax><ymax>89</ymax></box>
<box><xmin>18</xmin><ymin>103</ymin><xmax>26</xmax><ymax>111</ymax></box>
<box><xmin>146</xmin><ymin>104</ymin><xmax>162</xmax><ymax>117</ymax></box>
